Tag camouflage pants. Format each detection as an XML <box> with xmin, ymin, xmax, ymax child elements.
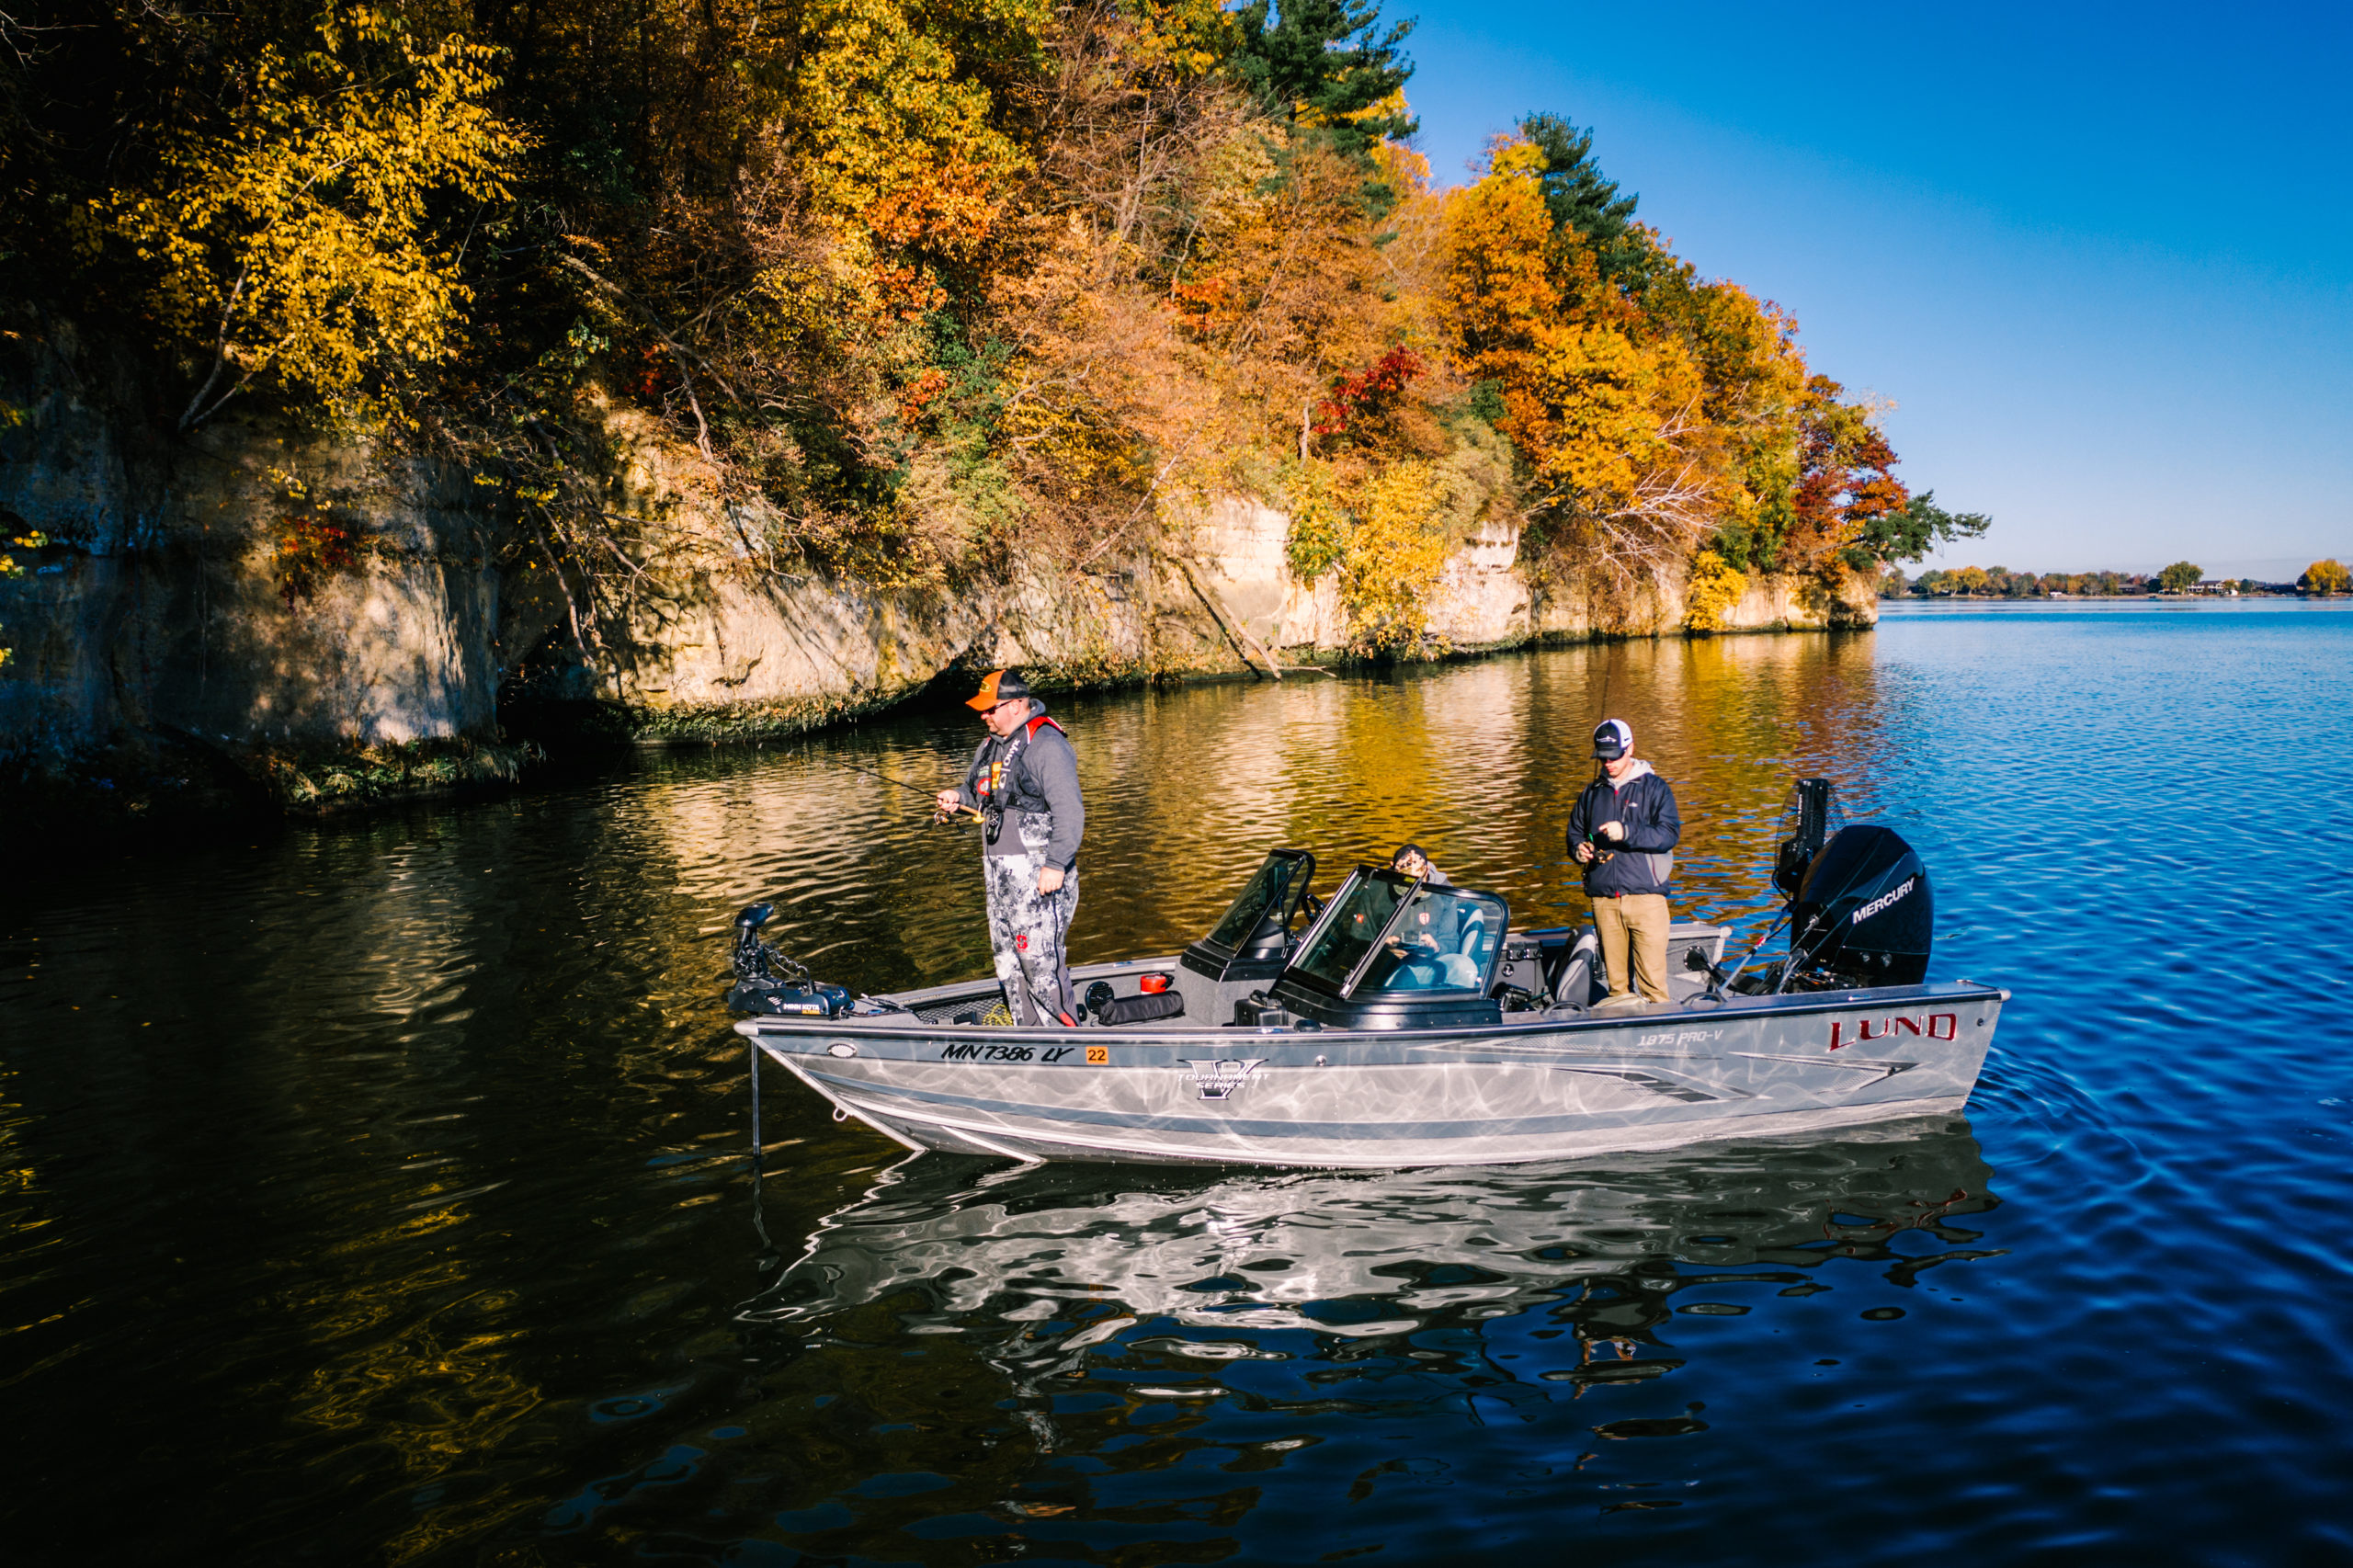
<box><xmin>983</xmin><ymin>853</ymin><xmax>1080</xmax><ymax>1025</ymax></box>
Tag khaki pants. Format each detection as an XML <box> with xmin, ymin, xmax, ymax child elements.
<box><xmin>1593</xmin><ymin>893</ymin><xmax>1672</xmax><ymax>1003</ymax></box>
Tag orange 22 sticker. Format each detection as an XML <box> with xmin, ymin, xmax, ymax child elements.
<box><xmin>1085</xmin><ymin>1045</ymin><xmax>1108</xmax><ymax>1065</ymax></box>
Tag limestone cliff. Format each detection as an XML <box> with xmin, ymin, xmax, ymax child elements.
<box><xmin>0</xmin><ymin>315</ymin><xmax>1875</xmax><ymax>827</ymax></box>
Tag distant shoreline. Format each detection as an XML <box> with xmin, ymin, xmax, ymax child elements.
<box><xmin>1878</xmin><ymin>596</ymin><xmax>2349</xmax><ymax>609</ymax></box>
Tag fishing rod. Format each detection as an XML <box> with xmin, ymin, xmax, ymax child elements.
<box><xmin>1574</xmin><ymin>642</ymin><xmax>1620</xmax><ymax>866</ymax></box>
<box><xmin>823</xmin><ymin>754</ymin><xmax>984</xmax><ymax>824</ymax></box>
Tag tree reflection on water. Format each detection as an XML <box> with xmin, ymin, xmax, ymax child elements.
<box><xmin>710</xmin><ymin>1118</ymin><xmax>1999</xmax><ymax>1560</ymax></box>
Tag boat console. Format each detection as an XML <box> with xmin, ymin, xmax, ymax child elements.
<box><xmin>1257</xmin><ymin>865</ymin><xmax>1509</xmax><ymax>1029</ymax></box>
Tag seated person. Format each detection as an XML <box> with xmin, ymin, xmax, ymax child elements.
<box><xmin>1381</xmin><ymin>847</ymin><xmax>1487</xmax><ymax>989</ymax></box>
<box><xmin>1391</xmin><ymin>843</ymin><xmax>1451</xmax><ymax>885</ymax></box>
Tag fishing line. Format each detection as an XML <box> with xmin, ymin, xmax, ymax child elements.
<box><xmin>1589</xmin><ymin>640</ymin><xmax>1616</xmax><ymax>787</ymax></box>
<box><xmin>812</xmin><ymin>750</ymin><xmax>983</xmax><ymax>823</ymax></box>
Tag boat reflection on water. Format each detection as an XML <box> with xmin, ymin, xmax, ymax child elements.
<box><xmin>736</xmin><ymin>1117</ymin><xmax>2002</xmax><ymax>1476</ymax></box>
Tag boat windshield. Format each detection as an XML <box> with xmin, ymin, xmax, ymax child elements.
<box><xmin>1290</xmin><ymin>869</ymin><xmax>1505</xmax><ymax>995</ymax></box>
<box><xmin>1202</xmin><ymin>850</ymin><xmax>1312</xmax><ymax>953</ymax></box>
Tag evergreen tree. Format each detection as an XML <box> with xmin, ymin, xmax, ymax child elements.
<box><xmin>1228</xmin><ymin>0</ymin><xmax>1417</xmax><ymax>159</ymax></box>
<box><xmin>1839</xmin><ymin>489</ymin><xmax>1993</xmax><ymax>569</ymax></box>
<box><xmin>1519</xmin><ymin>113</ymin><xmax>1643</xmax><ymax>280</ymax></box>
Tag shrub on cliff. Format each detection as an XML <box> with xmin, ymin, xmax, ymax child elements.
<box><xmin>1683</xmin><ymin>550</ymin><xmax>1749</xmax><ymax>633</ymax></box>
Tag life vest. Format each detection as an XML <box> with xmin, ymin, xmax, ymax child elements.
<box><xmin>976</xmin><ymin>713</ymin><xmax>1068</xmax><ymax>829</ymax></box>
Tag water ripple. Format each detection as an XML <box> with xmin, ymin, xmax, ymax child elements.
<box><xmin>2</xmin><ymin>600</ymin><xmax>2349</xmax><ymax>1562</ymax></box>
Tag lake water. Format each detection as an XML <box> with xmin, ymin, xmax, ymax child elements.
<box><xmin>5</xmin><ymin>600</ymin><xmax>2350</xmax><ymax>1564</ymax></box>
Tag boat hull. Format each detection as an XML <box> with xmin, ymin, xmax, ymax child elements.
<box><xmin>738</xmin><ymin>980</ymin><xmax>2005</xmax><ymax>1169</ymax></box>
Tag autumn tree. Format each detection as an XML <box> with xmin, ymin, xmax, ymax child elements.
<box><xmin>2157</xmin><ymin>561</ymin><xmax>2202</xmax><ymax>592</ymax></box>
<box><xmin>1781</xmin><ymin>375</ymin><xmax>1906</xmax><ymax>574</ymax></box>
<box><xmin>1441</xmin><ymin>133</ymin><xmax>1731</xmax><ymax>593</ymax></box>
<box><xmin>2300</xmin><ymin>559</ymin><xmax>2348</xmax><ymax>594</ymax></box>
<box><xmin>125</xmin><ymin>26</ymin><xmax>524</xmax><ymax>429</ymax></box>
<box><xmin>1633</xmin><ymin>260</ymin><xmax>1807</xmax><ymax>571</ymax></box>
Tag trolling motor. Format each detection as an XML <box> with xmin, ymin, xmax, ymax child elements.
<box><xmin>726</xmin><ymin>903</ymin><xmax>854</xmax><ymax>1017</ymax></box>
<box><xmin>1774</xmin><ymin>778</ymin><xmax>1841</xmax><ymax>901</ymax></box>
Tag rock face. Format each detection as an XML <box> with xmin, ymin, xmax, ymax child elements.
<box><xmin>1</xmin><ymin>322</ymin><xmax>504</xmax><ymax>751</ymax></box>
<box><xmin>0</xmin><ymin>316</ymin><xmax>1875</xmax><ymax>815</ymax></box>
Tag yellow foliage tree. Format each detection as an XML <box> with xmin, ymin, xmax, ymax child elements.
<box><xmin>1441</xmin><ymin>134</ymin><xmax>1731</xmax><ymax>591</ymax></box>
<box><xmin>1282</xmin><ymin>459</ymin><xmax>1352</xmax><ymax>582</ymax></box>
<box><xmin>756</xmin><ymin>0</ymin><xmax>1046</xmax><ymax>229</ymax></box>
<box><xmin>1636</xmin><ymin>260</ymin><xmax>1810</xmax><ymax>564</ymax></box>
<box><xmin>1440</xmin><ymin>137</ymin><xmax>1572</xmax><ymax>411</ymax></box>
<box><xmin>1336</xmin><ymin>460</ymin><xmax>1453</xmax><ymax>653</ymax></box>
<box><xmin>111</xmin><ymin>19</ymin><xmax>526</xmax><ymax>429</ymax></box>
<box><xmin>2300</xmin><ymin>559</ymin><xmax>2348</xmax><ymax>595</ymax></box>
<box><xmin>1523</xmin><ymin>324</ymin><xmax>1714</xmax><ymax>528</ymax></box>
<box><xmin>1683</xmin><ymin>548</ymin><xmax>1749</xmax><ymax>632</ymax></box>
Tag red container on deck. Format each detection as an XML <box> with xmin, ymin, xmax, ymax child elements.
<box><xmin>1139</xmin><ymin>972</ymin><xmax>1171</xmax><ymax>994</ymax></box>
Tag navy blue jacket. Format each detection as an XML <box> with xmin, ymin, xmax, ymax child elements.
<box><xmin>1565</xmin><ymin>766</ymin><xmax>1681</xmax><ymax>897</ymax></box>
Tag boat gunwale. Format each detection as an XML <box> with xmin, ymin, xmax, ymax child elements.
<box><xmin>734</xmin><ymin>977</ymin><xmax>2010</xmax><ymax>1048</ymax></box>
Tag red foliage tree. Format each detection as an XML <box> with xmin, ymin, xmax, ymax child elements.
<box><xmin>1788</xmin><ymin>374</ymin><xmax>1907</xmax><ymax>571</ymax></box>
<box><xmin>1313</xmin><ymin>346</ymin><xmax>1426</xmax><ymax>436</ymax></box>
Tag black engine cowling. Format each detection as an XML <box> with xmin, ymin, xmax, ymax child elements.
<box><xmin>1788</xmin><ymin>824</ymin><xmax>1933</xmax><ymax>986</ymax></box>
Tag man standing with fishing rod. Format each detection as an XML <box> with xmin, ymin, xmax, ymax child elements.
<box><xmin>1566</xmin><ymin>718</ymin><xmax>1682</xmax><ymax>1007</ymax></box>
<box><xmin>932</xmin><ymin>669</ymin><xmax>1086</xmax><ymax>1027</ymax></box>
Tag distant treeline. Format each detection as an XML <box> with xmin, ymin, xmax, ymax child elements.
<box><xmin>1889</xmin><ymin>566</ymin><xmax>2157</xmax><ymax>598</ymax></box>
<box><xmin>1883</xmin><ymin>561</ymin><xmax>2345</xmax><ymax>598</ymax></box>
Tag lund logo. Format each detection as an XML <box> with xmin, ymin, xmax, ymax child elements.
<box><xmin>1829</xmin><ymin>1013</ymin><xmax>1956</xmax><ymax>1050</ymax></box>
<box><xmin>1850</xmin><ymin>876</ymin><xmax>1918</xmax><ymax>926</ymax></box>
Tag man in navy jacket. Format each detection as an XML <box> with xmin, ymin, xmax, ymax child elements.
<box><xmin>1565</xmin><ymin>719</ymin><xmax>1682</xmax><ymax>1006</ymax></box>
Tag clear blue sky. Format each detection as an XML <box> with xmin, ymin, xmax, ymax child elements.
<box><xmin>1398</xmin><ymin>1</ymin><xmax>2353</xmax><ymax>576</ymax></box>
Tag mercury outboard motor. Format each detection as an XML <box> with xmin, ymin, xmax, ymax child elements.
<box><xmin>1787</xmin><ymin>824</ymin><xmax>1933</xmax><ymax>986</ymax></box>
<box><xmin>726</xmin><ymin>903</ymin><xmax>853</xmax><ymax>1017</ymax></box>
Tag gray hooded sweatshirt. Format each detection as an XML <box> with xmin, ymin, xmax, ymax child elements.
<box><xmin>957</xmin><ymin>701</ymin><xmax>1085</xmax><ymax>868</ymax></box>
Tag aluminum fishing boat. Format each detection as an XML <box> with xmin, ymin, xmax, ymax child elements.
<box><xmin>730</xmin><ymin>779</ymin><xmax>2006</xmax><ymax>1168</ymax></box>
